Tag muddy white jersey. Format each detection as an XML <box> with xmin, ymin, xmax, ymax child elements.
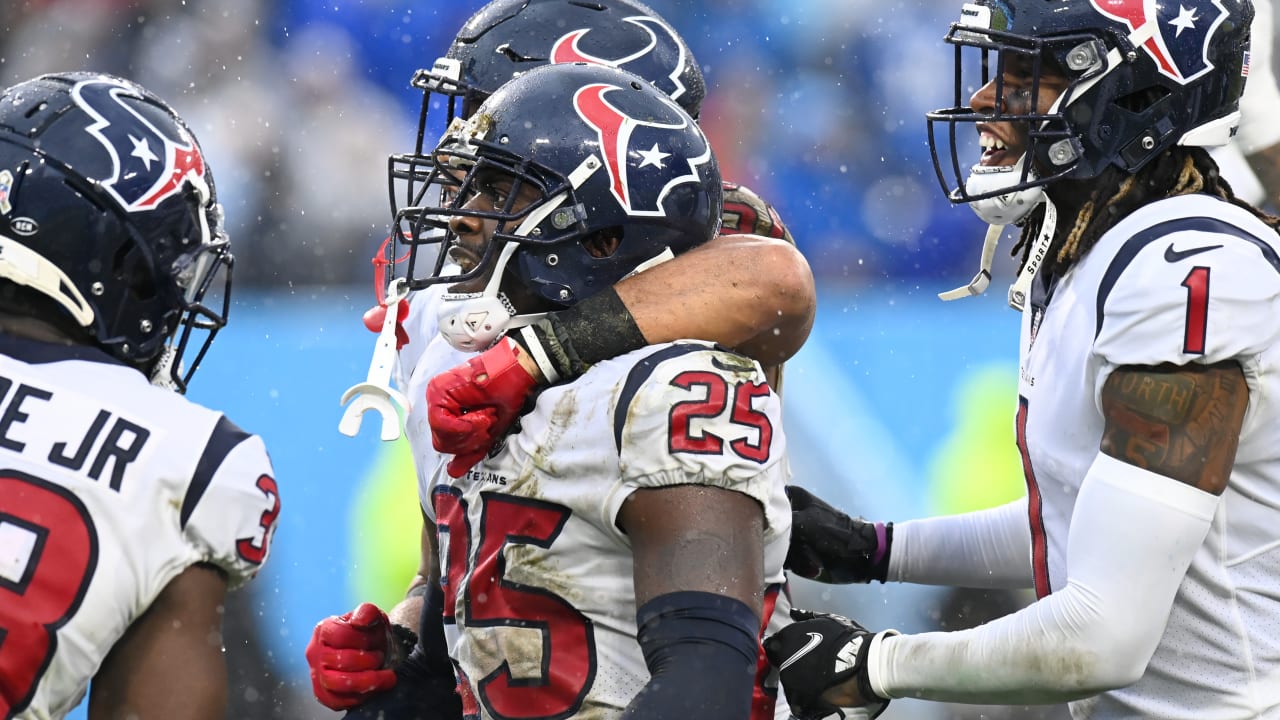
<box><xmin>0</xmin><ymin>336</ymin><xmax>280</xmax><ymax>720</ymax></box>
<box><xmin>396</xmin><ymin>289</ymin><xmax>795</xmax><ymax>719</ymax></box>
<box><xmin>423</xmin><ymin>340</ymin><xmax>791</xmax><ymax>720</ymax></box>
<box><xmin>395</xmin><ymin>285</ymin><xmax>469</xmax><ymax>514</ymax></box>
<box><xmin>1016</xmin><ymin>194</ymin><xmax>1280</xmax><ymax>718</ymax></box>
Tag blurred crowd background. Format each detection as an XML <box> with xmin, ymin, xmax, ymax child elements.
<box><xmin>3</xmin><ymin>1</ymin><xmax>1276</xmax><ymax>719</ymax></box>
<box><xmin>0</xmin><ymin>0</ymin><xmax>1000</xmax><ymax>289</ymax></box>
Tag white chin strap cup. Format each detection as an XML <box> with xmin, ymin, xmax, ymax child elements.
<box><xmin>435</xmin><ymin>240</ymin><xmax>532</xmax><ymax>352</ymax></box>
<box><xmin>940</xmin><ymin>153</ymin><xmax>1047</xmax><ymax>306</ymax></box>
<box><xmin>437</xmin><ymin>293</ymin><xmax>515</xmax><ymax>352</ymax></box>
<box><xmin>963</xmin><ymin>156</ymin><xmax>1045</xmax><ymax>226</ymax></box>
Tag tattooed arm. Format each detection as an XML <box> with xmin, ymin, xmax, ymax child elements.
<box><xmin>813</xmin><ymin>360</ymin><xmax>1251</xmax><ymax>706</ymax></box>
<box><xmin>1099</xmin><ymin>360</ymin><xmax>1250</xmax><ymax>495</ymax></box>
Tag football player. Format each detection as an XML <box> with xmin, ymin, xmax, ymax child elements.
<box><xmin>365</xmin><ymin>61</ymin><xmax>789</xmax><ymax>719</ymax></box>
<box><xmin>763</xmin><ymin>0</ymin><xmax>1280</xmax><ymax>717</ymax></box>
<box><xmin>307</xmin><ymin>1</ymin><xmax>811</xmax><ymax>717</ymax></box>
<box><xmin>410</xmin><ymin>0</ymin><xmax>809</xmax><ymax>463</ymax></box>
<box><xmin>0</xmin><ymin>72</ymin><xmax>280</xmax><ymax>719</ymax></box>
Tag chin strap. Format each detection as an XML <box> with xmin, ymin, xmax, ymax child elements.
<box><xmin>1006</xmin><ymin>197</ymin><xmax>1057</xmax><ymax>311</ymax></box>
<box><xmin>434</xmin><ymin>197</ymin><xmax>564</xmax><ymax>352</ymax></box>
<box><xmin>437</xmin><ymin>241</ymin><xmax>537</xmax><ymax>352</ymax></box>
<box><xmin>938</xmin><ymin>223</ymin><xmax>1003</xmax><ymax>302</ymax></box>
<box><xmin>148</xmin><ymin>345</ymin><xmax>183</xmax><ymax>392</ymax></box>
<box><xmin>940</xmin><ymin>196</ymin><xmax>1058</xmax><ymax>311</ymax></box>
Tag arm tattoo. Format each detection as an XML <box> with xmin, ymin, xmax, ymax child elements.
<box><xmin>1100</xmin><ymin>361</ymin><xmax>1248</xmax><ymax>494</ymax></box>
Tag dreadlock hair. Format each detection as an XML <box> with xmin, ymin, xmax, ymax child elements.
<box><xmin>1010</xmin><ymin>146</ymin><xmax>1280</xmax><ymax>278</ymax></box>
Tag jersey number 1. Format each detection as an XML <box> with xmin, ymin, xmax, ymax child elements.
<box><xmin>1181</xmin><ymin>266</ymin><xmax>1210</xmax><ymax>355</ymax></box>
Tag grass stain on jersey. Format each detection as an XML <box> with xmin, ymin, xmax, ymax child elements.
<box><xmin>530</xmin><ymin>388</ymin><xmax>580</xmax><ymax>480</ymax></box>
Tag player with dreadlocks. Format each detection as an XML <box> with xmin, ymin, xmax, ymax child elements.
<box><xmin>762</xmin><ymin>0</ymin><xmax>1280</xmax><ymax>717</ymax></box>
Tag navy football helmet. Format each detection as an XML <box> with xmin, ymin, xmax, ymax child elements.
<box><xmin>389</xmin><ymin>0</ymin><xmax>705</xmax><ymax>235</ymax></box>
<box><xmin>392</xmin><ymin>62</ymin><xmax>721</xmax><ymax>349</ymax></box>
<box><xmin>927</xmin><ymin>0</ymin><xmax>1253</xmax><ymax>205</ymax></box>
<box><xmin>0</xmin><ymin>72</ymin><xmax>231</xmax><ymax>392</ymax></box>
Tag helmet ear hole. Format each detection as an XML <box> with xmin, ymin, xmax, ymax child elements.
<box><xmin>461</xmin><ymin>91</ymin><xmax>489</xmax><ymax>120</ymax></box>
<box><xmin>583</xmin><ymin>227</ymin><xmax>622</xmax><ymax>259</ymax></box>
<box><xmin>1115</xmin><ymin>86</ymin><xmax>1171</xmax><ymax>114</ymax></box>
<box><xmin>112</xmin><ymin>242</ymin><xmax>158</xmax><ymax>302</ymax></box>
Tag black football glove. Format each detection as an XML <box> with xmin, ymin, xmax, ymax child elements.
<box><xmin>763</xmin><ymin>608</ymin><xmax>898</xmax><ymax>720</ymax></box>
<box><xmin>785</xmin><ymin>485</ymin><xmax>892</xmax><ymax>584</ymax></box>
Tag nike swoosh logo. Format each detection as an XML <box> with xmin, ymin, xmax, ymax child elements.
<box><xmin>1164</xmin><ymin>243</ymin><xmax>1223</xmax><ymax>262</ymax></box>
<box><xmin>778</xmin><ymin>632</ymin><xmax>824</xmax><ymax>671</ymax></box>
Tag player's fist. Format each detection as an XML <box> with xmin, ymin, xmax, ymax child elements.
<box><xmin>786</xmin><ymin>485</ymin><xmax>892</xmax><ymax>584</ymax></box>
<box><xmin>721</xmin><ymin>181</ymin><xmax>794</xmax><ymax>243</ymax></box>
<box><xmin>763</xmin><ymin>608</ymin><xmax>898</xmax><ymax>720</ymax></box>
<box><xmin>427</xmin><ymin>337</ymin><xmax>540</xmax><ymax>477</ymax></box>
<box><xmin>305</xmin><ymin>603</ymin><xmax>399</xmax><ymax>710</ymax></box>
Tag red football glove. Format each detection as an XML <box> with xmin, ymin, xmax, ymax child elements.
<box><xmin>427</xmin><ymin>337</ymin><xmax>540</xmax><ymax>477</ymax></box>
<box><xmin>305</xmin><ymin>603</ymin><xmax>399</xmax><ymax>710</ymax></box>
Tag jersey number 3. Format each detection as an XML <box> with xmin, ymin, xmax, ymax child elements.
<box><xmin>0</xmin><ymin>473</ymin><xmax>99</xmax><ymax>717</ymax></box>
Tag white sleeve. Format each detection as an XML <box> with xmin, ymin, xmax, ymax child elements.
<box><xmin>181</xmin><ymin>417</ymin><xmax>280</xmax><ymax>590</ymax></box>
<box><xmin>888</xmin><ymin>498</ymin><xmax>1033</xmax><ymax>589</ymax></box>
<box><xmin>1092</xmin><ymin>226</ymin><xmax>1280</xmax><ymax>395</ymax></box>
<box><xmin>869</xmin><ymin>453</ymin><xmax>1218</xmax><ymax>704</ymax></box>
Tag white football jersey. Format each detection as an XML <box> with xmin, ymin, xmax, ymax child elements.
<box><xmin>421</xmin><ymin>340</ymin><xmax>791</xmax><ymax>720</ymax></box>
<box><xmin>1016</xmin><ymin>194</ymin><xmax>1280</xmax><ymax>718</ymax></box>
<box><xmin>395</xmin><ymin>284</ymin><xmax>470</xmax><ymax>513</ymax></box>
<box><xmin>0</xmin><ymin>337</ymin><xmax>279</xmax><ymax>720</ymax></box>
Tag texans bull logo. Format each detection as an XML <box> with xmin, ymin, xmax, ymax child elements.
<box><xmin>71</xmin><ymin>77</ymin><xmax>207</xmax><ymax>213</ymax></box>
<box><xmin>1090</xmin><ymin>0</ymin><xmax>1230</xmax><ymax>83</ymax></box>
<box><xmin>551</xmin><ymin>16</ymin><xmax>692</xmax><ymax>107</ymax></box>
<box><xmin>573</xmin><ymin>83</ymin><xmax>713</xmax><ymax>217</ymax></box>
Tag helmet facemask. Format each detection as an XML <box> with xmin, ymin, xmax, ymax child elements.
<box><xmin>389</xmin><ymin>63</ymin><xmax>722</xmax><ymax>352</ymax></box>
<box><xmin>385</xmin><ymin>0</ymin><xmax>708</xmax><ymax>296</ymax></box>
<box><xmin>929</xmin><ymin>0</ymin><xmax>1248</xmax><ymax>216</ymax></box>
<box><xmin>927</xmin><ymin>22</ymin><xmax>1104</xmax><ymax>218</ymax></box>
<box><xmin>388</xmin><ymin>115</ymin><xmax>594</xmax><ymax>351</ymax></box>
<box><xmin>147</xmin><ymin>174</ymin><xmax>233</xmax><ymax>393</ymax></box>
<box><xmin>927</xmin><ymin>0</ymin><xmax>1185</xmax><ymax>308</ymax></box>
<box><xmin>387</xmin><ymin>59</ymin><xmax>490</xmax><ymax>238</ymax></box>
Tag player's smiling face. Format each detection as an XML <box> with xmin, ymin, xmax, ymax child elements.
<box><xmin>968</xmin><ymin>51</ymin><xmax>1070</xmax><ymax>168</ymax></box>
